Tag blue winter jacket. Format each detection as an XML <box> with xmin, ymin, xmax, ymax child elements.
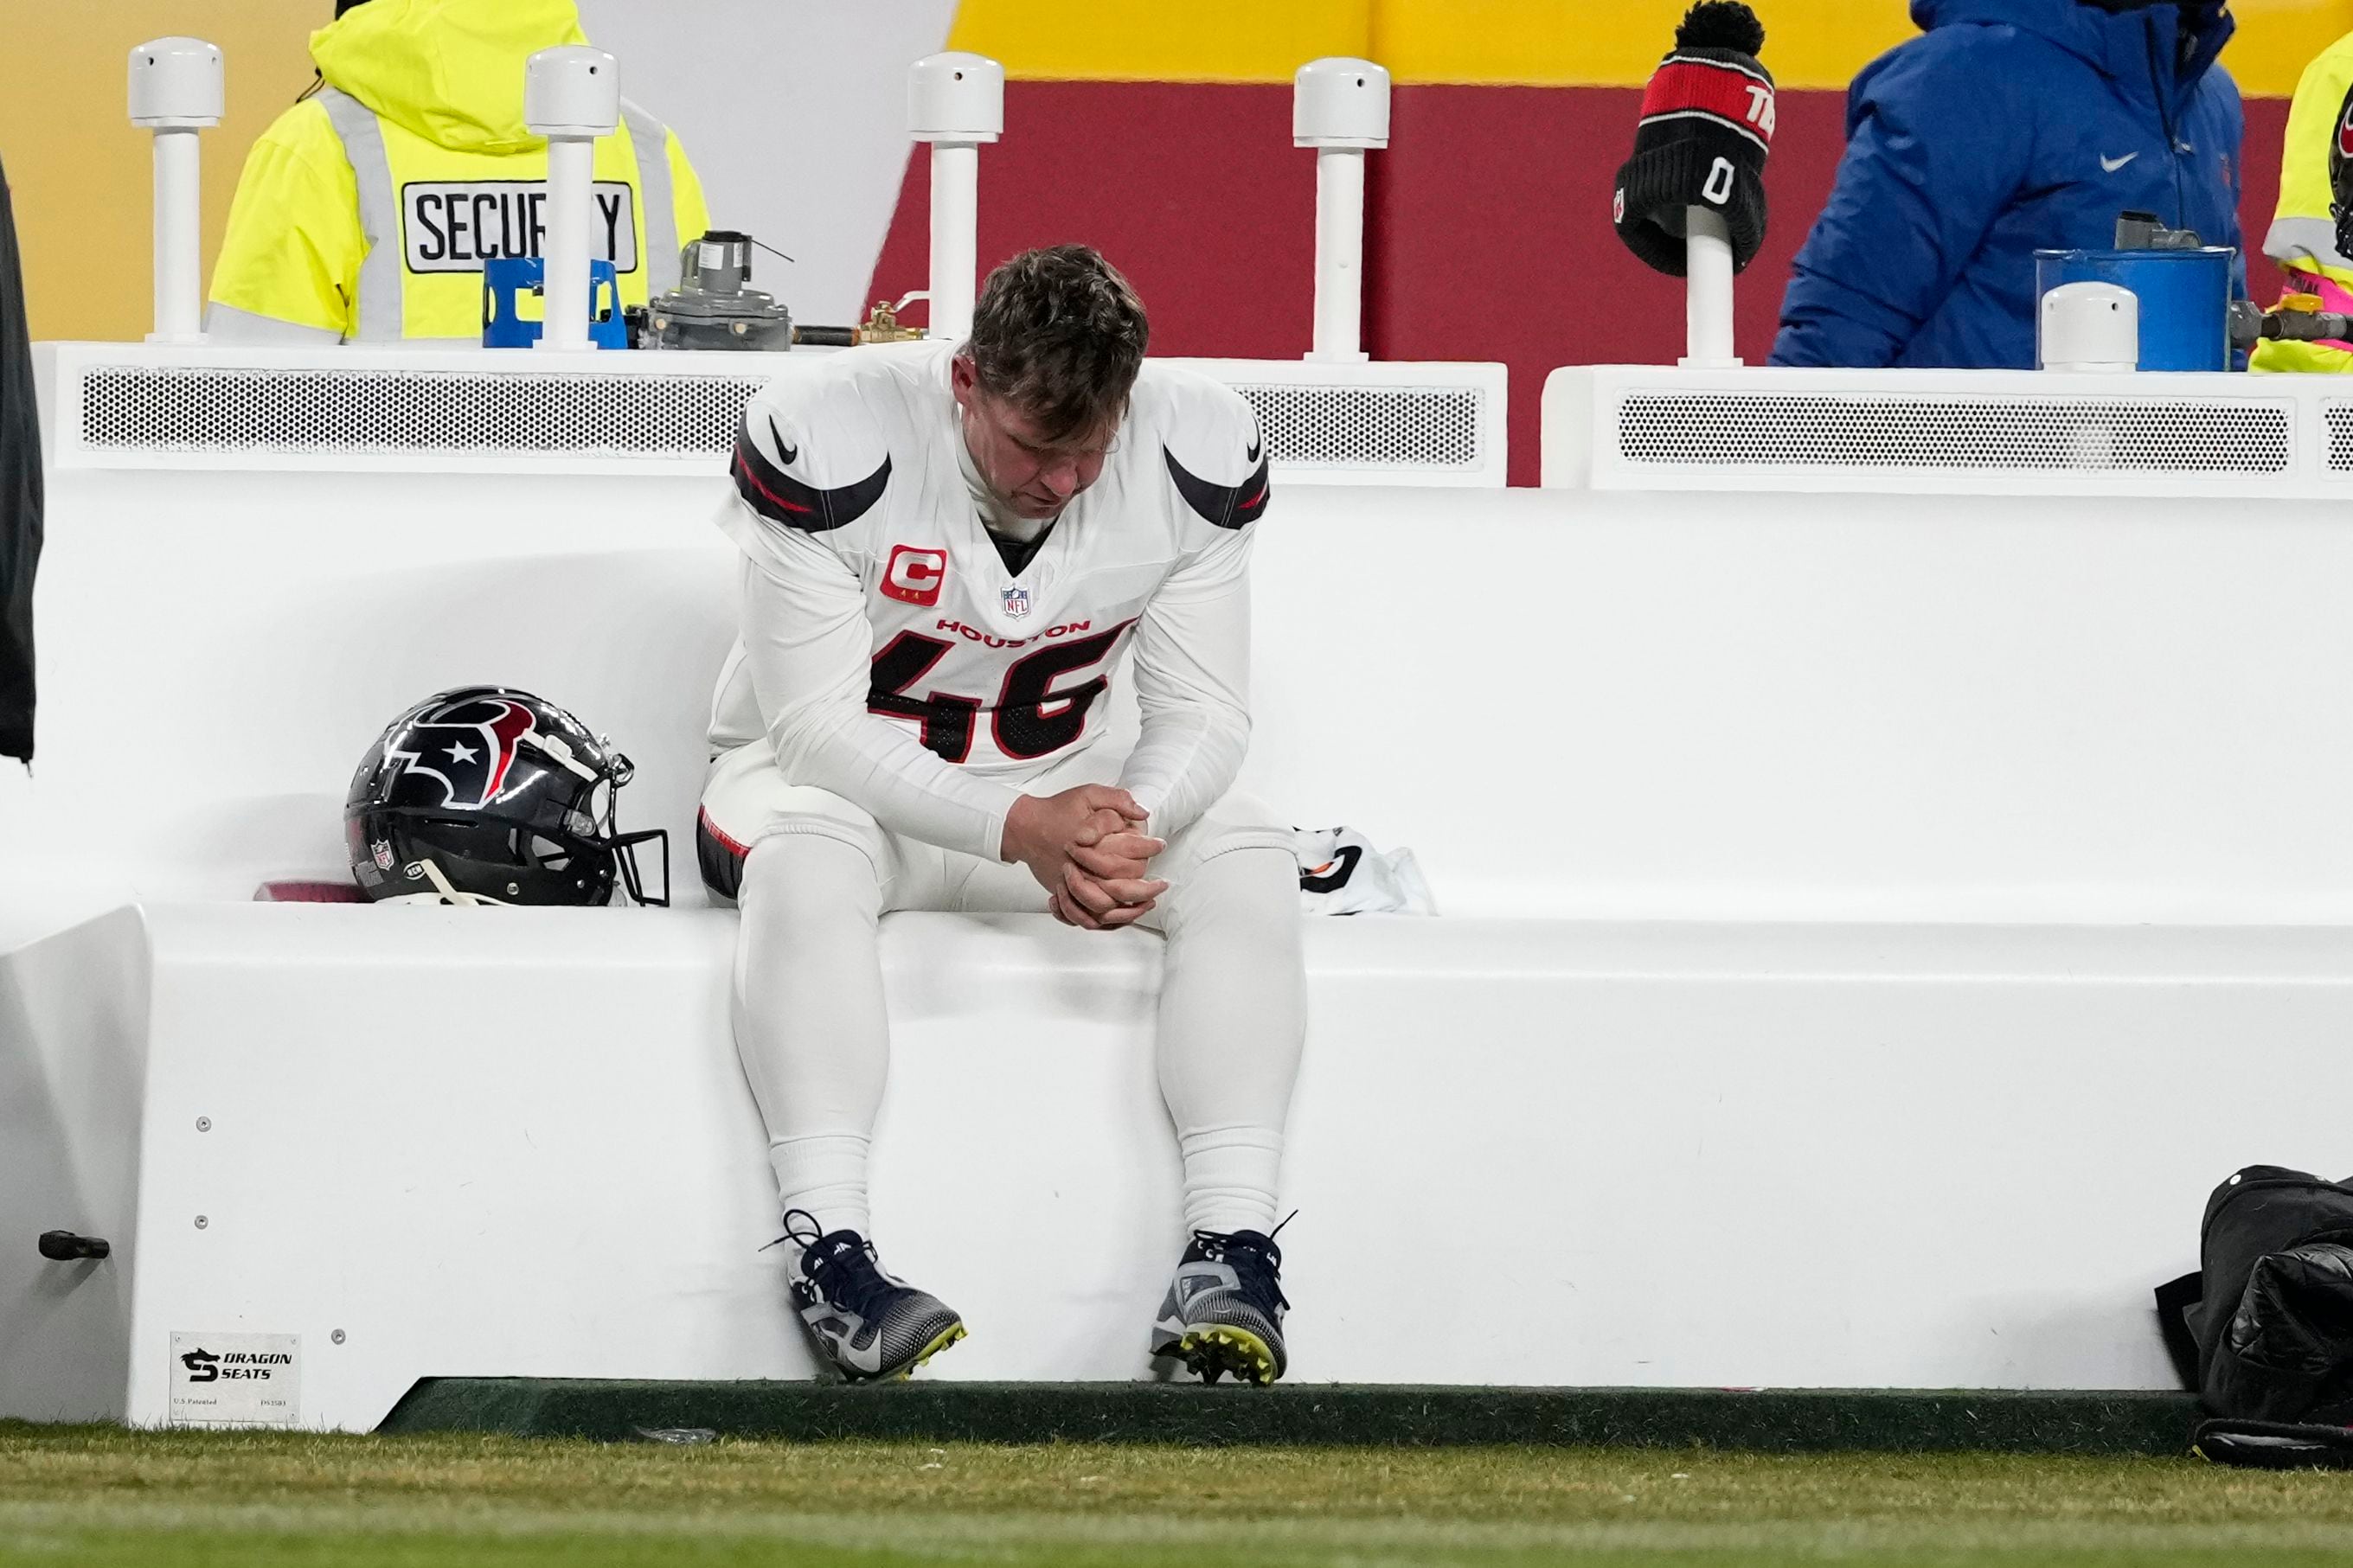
<box><xmin>1770</xmin><ymin>0</ymin><xmax>2244</xmax><ymax>368</ymax></box>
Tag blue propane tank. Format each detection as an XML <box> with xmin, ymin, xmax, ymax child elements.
<box><xmin>482</xmin><ymin>257</ymin><xmax>626</xmax><ymax>349</ymax></box>
<box><xmin>2033</xmin><ymin>247</ymin><xmax>2234</xmax><ymax>371</ymax></box>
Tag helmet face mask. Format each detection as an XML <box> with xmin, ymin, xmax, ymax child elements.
<box><xmin>346</xmin><ymin>687</ymin><xmax>670</xmax><ymax>907</ymax></box>
<box><xmin>607</xmin><ymin>823</ymin><xmax>671</xmax><ymax>908</ymax></box>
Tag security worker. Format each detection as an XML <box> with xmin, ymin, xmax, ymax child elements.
<box><xmin>207</xmin><ymin>0</ymin><xmax>710</xmax><ymax>344</ymax></box>
<box><xmin>2254</xmin><ymin>31</ymin><xmax>2353</xmax><ymax>371</ymax></box>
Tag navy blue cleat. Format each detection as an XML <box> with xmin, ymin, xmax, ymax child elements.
<box><xmin>779</xmin><ymin>1210</ymin><xmax>965</xmax><ymax>1382</ymax></box>
<box><xmin>1150</xmin><ymin>1226</ymin><xmax>1290</xmax><ymax>1386</ymax></box>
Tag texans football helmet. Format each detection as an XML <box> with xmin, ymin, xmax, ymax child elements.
<box><xmin>346</xmin><ymin>686</ymin><xmax>669</xmax><ymax>906</ymax></box>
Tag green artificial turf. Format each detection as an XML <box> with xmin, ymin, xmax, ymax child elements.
<box><xmin>3</xmin><ymin>1421</ymin><xmax>2350</xmax><ymax>1566</ymax></box>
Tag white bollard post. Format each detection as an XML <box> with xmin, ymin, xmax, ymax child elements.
<box><xmin>1294</xmin><ymin>58</ymin><xmax>1389</xmax><ymax>363</ymax></box>
<box><xmin>524</xmin><ymin>47</ymin><xmax>619</xmax><ymax>352</ymax></box>
<box><xmin>1682</xmin><ymin>207</ymin><xmax>1740</xmax><ymax>367</ymax></box>
<box><xmin>930</xmin><ymin>142</ymin><xmax>979</xmax><ymax>335</ymax></box>
<box><xmin>128</xmin><ymin>38</ymin><xmax>224</xmax><ymax>346</ymax></box>
<box><xmin>1313</xmin><ymin>148</ymin><xmax>1367</xmax><ymax>357</ymax></box>
<box><xmin>908</xmin><ymin>53</ymin><xmax>1003</xmax><ymax>342</ymax></box>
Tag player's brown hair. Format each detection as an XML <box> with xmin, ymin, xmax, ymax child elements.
<box><xmin>963</xmin><ymin>245</ymin><xmax>1149</xmax><ymax>445</ymax></box>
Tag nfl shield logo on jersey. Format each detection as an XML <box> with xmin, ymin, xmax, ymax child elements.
<box><xmin>1000</xmin><ymin>585</ymin><xmax>1032</xmax><ymax>619</ymax></box>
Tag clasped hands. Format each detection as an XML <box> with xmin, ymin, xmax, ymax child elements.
<box><xmin>1000</xmin><ymin>784</ymin><xmax>1167</xmax><ymax>930</ymax></box>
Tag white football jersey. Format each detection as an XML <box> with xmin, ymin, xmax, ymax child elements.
<box><xmin>706</xmin><ymin>340</ymin><xmax>1270</xmax><ymax>860</ymax></box>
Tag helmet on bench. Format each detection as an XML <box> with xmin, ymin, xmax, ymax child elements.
<box><xmin>345</xmin><ymin>685</ymin><xmax>668</xmax><ymax>907</ymax></box>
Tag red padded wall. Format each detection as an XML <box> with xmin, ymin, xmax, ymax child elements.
<box><xmin>871</xmin><ymin>82</ymin><xmax>1318</xmax><ymax>362</ymax></box>
<box><xmin>872</xmin><ymin>83</ymin><xmax>2293</xmax><ymax>485</ymax></box>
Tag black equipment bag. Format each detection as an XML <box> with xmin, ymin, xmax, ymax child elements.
<box><xmin>2157</xmin><ymin>1165</ymin><xmax>2353</xmax><ymax>1465</ymax></box>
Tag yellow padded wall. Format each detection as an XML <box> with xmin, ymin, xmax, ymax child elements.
<box><xmin>948</xmin><ymin>0</ymin><xmax>2353</xmax><ymax>93</ymax></box>
<box><xmin>946</xmin><ymin>0</ymin><xmax>1370</xmax><ymax>80</ymax></box>
<box><xmin>0</xmin><ymin>1</ymin><xmax>317</xmax><ymax>342</ymax></box>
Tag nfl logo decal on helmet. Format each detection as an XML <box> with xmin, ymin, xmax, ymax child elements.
<box><xmin>345</xmin><ymin>685</ymin><xmax>670</xmax><ymax>906</ymax></box>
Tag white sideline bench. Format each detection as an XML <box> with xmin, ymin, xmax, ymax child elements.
<box><xmin>12</xmin><ymin>903</ymin><xmax>2353</xmax><ymax>1430</ymax></box>
<box><xmin>12</xmin><ymin>352</ymin><xmax>2353</xmax><ymax>1427</ymax></box>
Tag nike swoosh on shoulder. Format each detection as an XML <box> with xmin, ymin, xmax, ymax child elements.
<box><xmin>2100</xmin><ymin>151</ymin><xmax>2138</xmax><ymax>173</ymax></box>
<box><xmin>779</xmin><ymin>441</ymin><xmax>799</xmax><ymax>464</ymax></box>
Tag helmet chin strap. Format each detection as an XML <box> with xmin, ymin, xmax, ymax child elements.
<box><xmin>414</xmin><ymin>857</ymin><xmax>498</xmax><ymax>907</ymax></box>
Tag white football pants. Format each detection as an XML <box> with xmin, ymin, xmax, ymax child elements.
<box><xmin>708</xmin><ymin>740</ymin><xmax>1306</xmax><ymax>1245</ymax></box>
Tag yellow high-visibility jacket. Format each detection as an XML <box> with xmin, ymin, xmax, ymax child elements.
<box><xmin>207</xmin><ymin>0</ymin><xmax>709</xmax><ymax>344</ymax></box>
<box><xmin>2255</xmin><ymin>29</ymin><xmax>2353</xmax><ymax>372</ymax></box>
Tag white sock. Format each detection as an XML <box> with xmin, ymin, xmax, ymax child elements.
<box><xmin>1177</xmin><ymin>1124</ymin><xmax>1285</xmax><ymax>1236</ymax></box>
<box><xmin>769</xmin><ymin>1131</ymin><xmax>872</xmax><ymax>1238</ymax></box>
<box><xmin>1156</xmin><ymin>846</ymin><xmax>1305</xmax><ymax>1238</ymax></box>
<box><xmin>733</xmin><ymin>834</ymin><xmax>889</xmax><ymax>1244</ymax></box>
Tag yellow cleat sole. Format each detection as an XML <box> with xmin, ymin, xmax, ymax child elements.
<box><xmin>886</xmin><ymin>1321</ymin><xmax>967</xmax><ymax>1382</ymax></box>
<box><xmin>1176</xmin><ymin>1325</ymin><xmax>1281</xmax><ymax>1386</ymax></box>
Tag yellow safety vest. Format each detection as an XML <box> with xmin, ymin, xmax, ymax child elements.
<box><xmin>208</xmin><ymin>0</ymin><xmax>711</xmax><ymax>343</ymax></box>
<box><xmin>2254</xmin><ymin>29</ymin><xmax>2353</xmax><ymax>373</ymax></box>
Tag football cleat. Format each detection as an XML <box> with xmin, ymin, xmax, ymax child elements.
<box><xmin>1151</xmin><ymin>1225</ymin><xmax>1291</xmax><ymax>1386</ymax></box>
<box><xmin>779</xmin><ymin>1210</ymin><xmax>965</xmax><ymax>1382</ymax></box>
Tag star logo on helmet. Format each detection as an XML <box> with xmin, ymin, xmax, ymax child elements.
<box><xmin>386</xmin><ymin>696</ymin><xmax>537</xmax><ymax>810</ymax></box>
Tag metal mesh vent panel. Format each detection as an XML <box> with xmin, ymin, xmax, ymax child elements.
<box><xmin>2326</xmin><ymin>405</ymin><xmax>2353</xmax><ymax>474</ymax></box>
<box><xmin>77</xmin><ymin>365</ymin><xmax>768</xmax><ymax>458</ymax></box>
<box><xmin>1619</xmin><ymin>392</ymin><xmax>2291</xmax><ymax>474</ymax></box>
<box><xmin>1229</xmin><ymin>382</ymin><xmax>1482</xmax><ymax>469</ymax></box>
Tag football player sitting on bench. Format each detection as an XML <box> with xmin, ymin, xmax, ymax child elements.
<box><xmin>699</xmin><ymin>246</ymin><xmax>1305</xmax><ymax>1384</ymax></box>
